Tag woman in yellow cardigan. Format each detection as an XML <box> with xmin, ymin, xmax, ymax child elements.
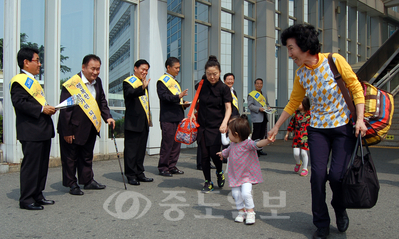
<box><xmin>268</xmin><ymin>24</ymin><xmax>367</xmax><ymax>239</ymax></box>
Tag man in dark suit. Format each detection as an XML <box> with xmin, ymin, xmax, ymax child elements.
<box><xmin>157</xmin><ymin>57</ymin><xmax>188</xmax><ymax>177</ymax></box>
<box><xmin>10</xmin><ymin>47</ymin><xmax>56</xmax><ymax>210</ymax></box>
<box><xmin>123</xmin><ymin>59</ymin><xmax>154</xmax><ymax>186</ymax></box>
<box><xmin>58</xmin><ymin>54</ymin><xmax>115</xmax><ymax>195</ymax></box>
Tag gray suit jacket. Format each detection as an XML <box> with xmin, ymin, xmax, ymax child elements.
<box><xmin>247</xmin><ymin>91</ymin><xmax>270</xmax><ymax>123</ymax></box>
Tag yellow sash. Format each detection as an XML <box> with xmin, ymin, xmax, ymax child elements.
<box><xmin>249</xmin><ymin>90</ymin><xmax>266</xmax><ymax>107</ymax></box>
<box><xmin>158</xmin><ymin>74</ymin><xmax>183</xmax><ymax>104</ymax></box>
<box><xmin>231</xmin><ymin>92</ymin><xmax>239</xmax><ymax>110</ymax></box>
<box><xmin>124</xmin><ymin>75</ymin><xmax>151</xmax><ymax>124</ymax></box>
<box><xmin>10</xmin><ymin>74</ymin><xmax>47</xmax><ymax>106</ymax></box>
<box><xmin>63</xmin><ymin>75</ymin><xmax>102</xmax><ymax>132</ymax></box>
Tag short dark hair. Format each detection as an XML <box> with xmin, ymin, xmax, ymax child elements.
<box><xmin>302</xmin><ymin>96</ymin><xmax>311</xmax><ymax>112</ymax></box>
<box><xmin>223</xmin><ymin>73</ymin><xmax>235</xmax><ymax>81</ymax></box>
<box><xmin>17</xmin><ymin>47</ymin><xmax>39</xmax><ymax>69</ymax></box>
<box><xmin>204</xmin><ymin>55</ymin><xmax>221</xmax><ymax>72</ymax></box>
<box><xmin>134</xmin><ymin>59</ymin><xmax>150</xmax><ymax>69</ymax></box>
<box><xmin>165</xmin><ymin>57</ymin><xmax>179</xmax><ymax>68</ymax></box>
<box><xmin>82</xmin><ymin>54</ymin><xmax>101</xmax><ymax>65</ymax></box>
<box><xmin>281</xmin><ymin>24</ymin><xmax>321</xmax><ymax>55</ymax></box>
<box><xmin>228</xmin><ymin>114</ymin><xmax>251</xmax><ymax>141</ymax></box>
<box><xmin>254</xmin><ymin>78</ymin><xmax>263</xmax><ymax>84</ymax></box>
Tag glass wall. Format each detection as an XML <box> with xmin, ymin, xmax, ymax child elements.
<box><xmin>61</xmin><ymin>0</ymin><xmax>94</xmax><ymax>82</ymax></box>
<box><xmin>21</xmin><ymin>0</ymin><xmax>45</xmax><ymax>83</ymax></box>
<box><xmin>167</xmin><ymin>0</ymin><xmax>182</xmax><ymax>85</ymax></box>
<box><xmin>195</xmin><ymin>2</ymin><xmax>210</xmax><ymax>82</ymax></box>
<box><xmin>0</xmin><ymin>0</ymin><xmax>3</xmax><ymax>141</ymax></box>
<box><xmin>108</xmin><ymin>0</ymin><xmax>136</xmax><ymax>138</ymax></box>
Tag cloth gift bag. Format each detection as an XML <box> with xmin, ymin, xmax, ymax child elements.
<box><xmin>175</xmin><ymin>80</ymin><xmax>204</xmax><ymax>145</ymax></box>
<box><xmin>342</xmin><ymin>134</ymin><xmax>380</xmax><ymax>209</ymax></box>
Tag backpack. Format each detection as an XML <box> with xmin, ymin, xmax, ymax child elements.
<box><xmin>328</xmin><ymin>53</ymin><xmax>395</xmax><ymax>145</ymax></box>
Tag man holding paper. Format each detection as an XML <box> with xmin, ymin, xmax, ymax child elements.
<box><xmin>10</xmin><ymin>47</ymin><xmax>56</xmax><ymax>210</ymax></box>
<box><xmin>157</xmin><ymin>57</ymin><xmax>188</xmax><ymax>177</ymax></box>
<box><xmin>248</xmin><ymin>78</ymin><xmax>270</xmax><ymax>156</ymax></box>
<box><xmin>57</xmin><ymin>54</ymin><xmax>115</xmax><ymax>195</ymax></box>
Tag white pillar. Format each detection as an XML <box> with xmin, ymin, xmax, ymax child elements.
<box><xmin>139</xmin><ymin>0</ymin><xmax>168</xmax><ymax>155</ymax></box>
<box><xmin>232</xmin><ymin>1</ymin><xmax>244</xmax><ymax>114</ymax></box>
<box><xmin>209</xmin><ymin>0</ymin><xmax>221</xmax><ymax>56</ymax></box>
<box><xmin>3</xmin><ymin>0</ymin><xmax>22</xmax><ymax>163</ymax></box>
<box><xmin>44</xmin><ymin>0</ymin><xmax>61</xmax><ymax>158</ymax></box>
<box><xmin>94</xmin><ymin>0</ymin><xmax>111</xmax><ymax>155</ymax></box>
<box><xmin>348</xmin><ymin>6</ymin><xmax>358</xmax><ymax>64</ymax></box>
<box><xmin>323</xmin><ymin>0</ymin><xmax>339</xmax><ymax>53</ymax></box>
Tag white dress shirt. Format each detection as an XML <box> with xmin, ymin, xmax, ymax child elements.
<box><xmin>81</xmin><ymin>72</ymin><xmax>97</xmax><ymax>99</ymax></box>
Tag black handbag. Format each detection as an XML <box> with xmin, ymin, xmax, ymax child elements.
<box><xmin>342</xmin><ymin>135</ymin><xmax>380</xmax><ymax>209</ymax></box>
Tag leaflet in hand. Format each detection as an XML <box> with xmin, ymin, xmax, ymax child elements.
<box><xmin>55</xmin><ymin>95</ymin><xmax>80</xmax><ymax>110</ymax></box>
<box><xmin>263</xmin><ymin>107</ymin><xmax>277</xmax><ymax>114</ymax></box>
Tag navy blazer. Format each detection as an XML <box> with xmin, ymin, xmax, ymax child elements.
<box><xmin>10</xmin><ymin>73</ymin><xmax>55</xmax><ymax>142</ymax></box>
<box><xmin>57</xmin><ymin>73</ymin><xmax>112</xmax><ymax>145</ymax></box>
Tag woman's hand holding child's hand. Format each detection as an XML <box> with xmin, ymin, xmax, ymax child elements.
<box><xmin>216</xmin><ymin>152</ymin><xmax>223</xmax><ymax>160</ymax></box>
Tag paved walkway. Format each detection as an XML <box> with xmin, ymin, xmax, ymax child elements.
<box><xmin>1</xmin><ymin>140</ymin><xmax>398</xmax><ymax>238</ymax></box>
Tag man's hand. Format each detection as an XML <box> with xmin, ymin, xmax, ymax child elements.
<box><xmin>179</xmin><ymin>89</ymin><xmax>188</xmax><ymax>98</ymax></box>
<box><xmin>43</xmin><ymin>105</ymin><xmax>56</xmax><ymax>115</ymax></box>
<box><xmin>107</xmin><ymin>118</ymin><xmax>116</xmax><ymax>130</ymax></box>
<box><xmin>64</xmin><ymin>135</ymin><xmax>75</xmax><ymax>144</ymax></box>
<box><xmin>259</xmin><ymin>107</ymin><xmax>265</xmax><ymax>112</ymax></box>
<box><xmin>142</xmin><ymin>77</ymin><xmax>151</xmax><ymax>89</ymax></box>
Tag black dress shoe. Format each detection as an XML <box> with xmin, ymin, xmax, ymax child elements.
<box><xmin>257</xmin><ymin>150</ymin><xmax>267</xmax><ymax>156</ymax></box>
<box><xmin>137</xmin><ymin>176</ymin><xmax>154</xmax><ymax>182</ymax></box>
<box><xmin>159</xmin><ymin>171</ymin><xmax>173</xmax><ymax>177</ymax></box>
<box><xmin>170</xmin><ymin>168</ymin><xmax>184</xmax><ymax>174</ymax></box>
<box><xmin>128</xmin><ymin>178</ymin><xmax>140</xmax><ymax>185</ymax></box>
<box><xmin>336</xmin><ymin>210</ymin><xmax>349</xmax><ymax>232</ymax></box>
<box><xmin>84</xmin><ymin>180</ymin><xmax>106</xmax><ymax>190</ymax></box>
<box><xmin>37</xmin><ymin>199</ymin><xmax>55</xmax><ymax>205</ymax></box>
<box><xmin>197</xmin><ymin>165</ymin><xmax>202</xmax><ymax>170</ymax></box>
<box><xmin>312</xmin><ymin>227</ymin><xmax>330</xmax><ymax>239</ymax></box>
<box><xmin>20</xmin><ymin>202</ymin><xmax>44</xmax><ymax>210</ymax></box>
<box><xmin>69</xmin><ymin>185</ymin><xmax>84</xmax><ymax>195</ymax></box>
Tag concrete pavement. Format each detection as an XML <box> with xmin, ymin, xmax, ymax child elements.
<box><xmin>0</xmin><ymin>140</ymin><xmax>398</xmax><ymax>238</ymax></box>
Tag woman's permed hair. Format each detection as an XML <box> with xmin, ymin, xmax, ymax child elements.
<box><xmin>228</xmin><ymin>115</ymin><xmax>251</xmax><ymax>141</ymax></box>
<box><xmin>281</xmin><ymin>24</ymin><xmax>321</xmax><ymax>55</ymax></box>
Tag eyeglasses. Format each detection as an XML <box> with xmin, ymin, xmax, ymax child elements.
<box><xmin>31</xmin><ymin>59</ymin><xmax>41</xmax><ymax>63</ymax></box>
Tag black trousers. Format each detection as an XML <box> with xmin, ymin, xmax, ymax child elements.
<box><xmin>158</xmin><ymin>122</ymin><xmax>181</xmax><ymax>172</ymax></box>
<box><xmin>252</xmin><ymin>116</ymin><xmax>268</xmax><ymax>142</ymax></box>
<box><xmin>198</xmin><ymin>132</ymin><xmax>223</xmax><ymax>182</ymax></box>
<box><xmin>307</xmin><ymin>124</ymin><xmax>356</xmax><ymax>228</ymax></box>
<box><xmin>124</xmin><ymin>128</ymin><xmax>149</xmax><ymax>180</ymax></box>
<box><xmin>19</xmin><ymin>139</ymin><xmax>51</xmax><ymax>204</ymax></box>
<box><xmin>59</xmin><ymin>131</ymin><xmax>97</xmax><ymax>187</ymax></box>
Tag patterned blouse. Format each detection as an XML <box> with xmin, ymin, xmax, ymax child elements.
<box><xmin>284</xmin><ymin>53</ymin><xmax>364</xmax><ymax>129</ymax></box>
<box><xmin>221</xmin><ymin>139</ymin><xmax>263</xmax><ymax>188</ymax></box>
<box><xmin>287</xmin><ymin>110</ymin><xmax>311</xmax><ymax>150</ymax></box>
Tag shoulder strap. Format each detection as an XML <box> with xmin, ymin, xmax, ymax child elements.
<box><xmin>188</xmin><ymin>80</ymin><xmax>204</xmax><ymax>117</ymax></box>
<box><xmin>327</xmin><ymin>53</ymin><xmax>357</xmax><ymax>122</ymax></box>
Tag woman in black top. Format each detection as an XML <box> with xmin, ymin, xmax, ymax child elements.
<box><xmin>192</xmin><ymin>55</ymin><xmax>232</xmax><ymax>193</ymax></box>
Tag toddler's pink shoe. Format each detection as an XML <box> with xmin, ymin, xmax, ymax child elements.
<box><xmin>300</xmin><ymin>169</ymin><xmax>308</xmax><ymax>176</ymax></box>
<box><xmin>294</xmin><ymin>162</ymin><xmax>302</xmax><ymax>173</ymax></box>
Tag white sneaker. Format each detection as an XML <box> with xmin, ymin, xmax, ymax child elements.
<box><xmin>235</xmin><ymin>211</ymin><xmax>246</xmax><ymax>223</ymax></box>
<box><xmin>245</xmin><ymin>211</ymin><xmax>256</xmax><ymax>225</ymax></box>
